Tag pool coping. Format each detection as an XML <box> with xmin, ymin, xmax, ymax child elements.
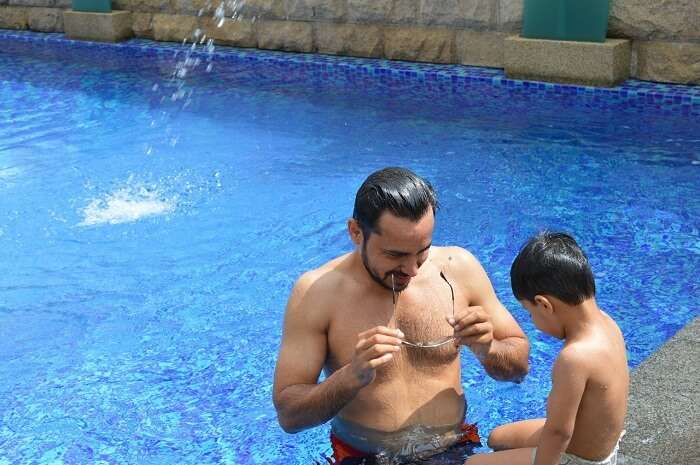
<box><xmin>620</xmin><ymin>316</ymin><xmax>700</xmax><ymax>465</ymax></box>
<box><xmin>2</xmin><ymin>28</ymin><xmax>700</xmax><ymax>116</ymax></box>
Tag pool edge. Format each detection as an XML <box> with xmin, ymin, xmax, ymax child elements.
<box><xmin>621</xmin><ymin>315</ymin><xmax>700</xmax><ymax>465</ymax></box>
<box><xmin>2</xmin><ymin>28</ymin><xmax>699</xmax><ymax>117</ymax></box>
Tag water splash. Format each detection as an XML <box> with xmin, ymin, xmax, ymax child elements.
<box><xmin>79</xmin><ymin>178</ymin><xmax>177</xmax><ymax>226</ymax></box>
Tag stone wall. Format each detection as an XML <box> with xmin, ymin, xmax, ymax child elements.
<box><xmin>1</xmin><ymin>0</ymin><xmax>698</xmax><ymax>84</ymax></box>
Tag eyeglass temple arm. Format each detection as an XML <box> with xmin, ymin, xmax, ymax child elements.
<box><xmin>439</xmin><ymin>271</ymin><xmax>455</xmax><ymax>316</ymax></box>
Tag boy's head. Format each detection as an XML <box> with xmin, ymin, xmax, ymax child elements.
<box><xmin>511</xmin><ymin>232</ymin><xmax>596</xmax><ymax>335</ymax></box>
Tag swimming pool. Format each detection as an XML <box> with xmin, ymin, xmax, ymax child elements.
<box><xmin>1</xmin><ymin>31</ymin><xmax>699</xmax><ymax>464</ymax></box>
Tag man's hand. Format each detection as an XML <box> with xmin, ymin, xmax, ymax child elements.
<box><xmin>448</xmin><ymin>306</ymin><xmax>494</xmax><ymax>356</ymax></box>
<box><xmin>348</xmin><ymin>326</ymin><xmax>403</xmax><ymax>388</ymax></box>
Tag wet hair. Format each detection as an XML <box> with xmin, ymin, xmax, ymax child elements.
<box><xmin>511</xmin><ymin>231</ymin><xmax>596</xmax><ymax>305</ymax></box>
<box><xmin>353</xmin><ymin>167</ymin><xmax>438</xmax><ymax>237</ymax></box>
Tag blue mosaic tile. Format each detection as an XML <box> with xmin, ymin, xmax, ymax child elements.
<box><xmin>2</xmin><ymin>28</ymin><xmax>698</xmax><ymax>118</ymax></box>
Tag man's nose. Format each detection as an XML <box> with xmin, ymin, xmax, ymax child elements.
<box><xmin>401</xmin><ymin>257</ymin><xmax>420</xmax><ymax>277</ymax></box>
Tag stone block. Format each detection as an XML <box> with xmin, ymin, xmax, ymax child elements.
<box><xmin>54</xmin><ymin>0</ymin><xmax>71</xmax><ymax>8</ymax></box>
<box><xmin>635</xmin><ymin>41</ymin><xmax>700</xmax><ymax>84</ymax></box>
<box><xmin>504</xmin><ymin>36</ymin><xmax>631</xmax><ymax>87</ymax></box>
<box><xmin>0</xmin><ymin>6</ymin><xmax>28</xmax><ymax>28</ymax></box>
<box><xmin>284</xmin><ymin>0</ymin><xmax>345</xmax><ymax>21</ymax></box>
<box><xmin>419</xmin><ymin>0</ymin><xmax>463</xmax><ymax>27</ymax></box>
<box><xmin>28</xmin><ymin>6</ymin><xmax>63</xmax><ymax>31</ymax></box>
<box><xmin>347</xmin><ymin>0</ymin><xmax>391</xmax><ymax>23</ymax></box>
<box><xmin>152</xmin><ymin>13</ymin><xmax>198</xmax><ymax>41</ymax></box>
<box><xmin>201</xmin><ymin>16</ymin><xmax>256</xmax><ymax>47</ymax></box>
<box><xmin>497</xmin><ymin>0</ymin><xmax>522</xmax><ymax>32</ymax></box>
<box><xmin>462</xmin><ymin>0</ymin><xmax>495</xmax><ymax>29</ymax></box>
<box><xmin>314</xmin><ymin>22</ymin><xmax>382</xmax><ymax>57</ymax></box>
<box><xmin>388</xmin><ymin>0</ymin><xmax>418</xmax><ymax>24</ymax></box>
<box><xmin>414</xmin><ymin>0</ymin><xmax>497</xmax><ymax>27</ymax></box>
<box><xmin>9</xmin><ymin>0</ymin><xmax>51</xmax><ymax>7</ymax></box>
<box><xmin>64</xmin><ymin>10</ymin><xmax>132</xmax><ymax>41</ymax></box>
<box><xmin>456</xmin><ymin>30</ymin><xmax>506</xmax><ymax>67</ymax></box>
<box><xmin>170</xmin><ymin>0</ymin><xmax>211</xmax><ymax>15</ymax></box>
<box><xmin>257</xmin><ymin>19</ymin><xmax>313</xmax><ymax>52</ymax></box>
<box><xmin>131</xmin><ymin>0</ymin><xmax>169</xmax><ymax>13</ymax></box>
<box><xmin>232</xmin><ymin>0</ymin><xmax>284</xmax><ymax>20</ymax></box>
<box><xmin>132</xmin><ymin>12</ymin><xmax>153</xmax><ymax>37</ymax></box>
<box><xmin>384</xmin><ymin>26</ymin><xmax>455</xmax><ymax>63</ymax></box>
<box><xmin>609</xmin><ymin>0</ymin><xmax>700</xmax><ymax>41</ymax></box>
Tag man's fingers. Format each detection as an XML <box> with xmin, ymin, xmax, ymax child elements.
<box><xmin>452</xmin><ymin>309</ymin><xmax>487</xmax><ymax>330</ymax></box>
<box><xmin>358</xmin><ymin>326</ymin><xmax>404</xmax><ymax>340</ymax></box>
<box><xmin>367</xmin><ymin>353</ymin><xmax>394</xmax><ymax>368</ymax></box>
<box><xmin>359</xmin><ymin>343</ymin><xmax>401</xmax><ymax>361</ymax></box>
<box><xmin>455</xmin><ymin>322</ymin><xmax>491</xmax><ymax>338</ymax></box>
<box><xmin>355</xmin><ymin>334</ymin><xmax>403</xmax><ymax>351</ymax></box>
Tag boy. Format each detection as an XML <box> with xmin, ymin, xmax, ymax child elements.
<box><xmin>466</xmin><ymin>232</ymin><xmax>628</xmax><ymax>465</ymax></box>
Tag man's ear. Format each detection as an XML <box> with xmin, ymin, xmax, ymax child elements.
<box><xmin>534</xmin><ymin>295</ymin><xmax>554</xmax><ymax>314</ymax></box>
<box><xmin>348</xmin><ymin>218</ymin><xmax>363</xmax><ymax>246</ymax></box>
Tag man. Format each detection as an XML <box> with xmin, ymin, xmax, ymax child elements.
<box><xmin>273</xmin><ymin>167</ymin><xmax>529</xmax><ymax>464</ymax></box>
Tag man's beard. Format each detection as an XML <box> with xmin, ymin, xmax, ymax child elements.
<box><xmin>361</xmin><ymin>240</ymin><xmax>409</xmax><ymax>292</ymax></box>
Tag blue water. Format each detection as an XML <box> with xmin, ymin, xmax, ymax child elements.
<box><xmin>1</xmin><ymin>35</ymin><xmax>699</xmax><ymax>464</ymax></box>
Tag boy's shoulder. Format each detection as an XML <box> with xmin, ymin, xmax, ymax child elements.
<box><xmin>555</xmin><ymin>341</ymin><xmax>592</xmax><ymax>371</ymax></box>
<box><xmin>552</xmin><ymin>339</ymin><xmax>599</xmax><ymax>383</ymax></box>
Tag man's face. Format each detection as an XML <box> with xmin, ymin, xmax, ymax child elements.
<box><xmin>359</xmin><ymin>209</ymin><xmax>435</xmax><ymax>292</ymax></box>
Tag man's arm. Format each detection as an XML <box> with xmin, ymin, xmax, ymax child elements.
<box><xmin>272</xmin><ymin>273</ymin><xmax>402</xmax><ymax>433</ymax></box>
<box><xmin>533</xmin><ymin>352</ymin><xmax>587</xmax><ymax>465</ymax></box>
<box><xmin>448</xmin><ymin>247</ymin><xmax>529</xmax><ymax>381</ymax></box>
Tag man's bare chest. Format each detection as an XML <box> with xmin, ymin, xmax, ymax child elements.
<box><xmin>327</xmin><ymin>286</ymin><xmax>460</xmax><ymax>371</ymax></box>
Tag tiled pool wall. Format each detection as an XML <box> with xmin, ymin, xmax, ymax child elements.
<box><xmin>2</xmin><ymin>29</ymin><xmax>700</xmax><ymax>118</ymax></box>
<box><xmin>1</xmin><ymin>0</ymin><xmax>700</xmax><ymax>85</ymax></box>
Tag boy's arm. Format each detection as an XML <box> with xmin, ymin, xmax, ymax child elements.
<box><xmin>533</xmin><ymin>351</ymin><xmax>588</xmax><ymax>465</ymax></box>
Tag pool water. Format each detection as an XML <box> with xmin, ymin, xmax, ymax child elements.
<box><xmin>1</xmin><ymin>33</ymin><xmax>699</xmax><ymax>464</ymax></box>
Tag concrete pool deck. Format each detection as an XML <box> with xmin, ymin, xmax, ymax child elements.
<box><xmin>621</xmin><ymin>316</ymin><xmax>699</xmax><ymax>465</ymax></box>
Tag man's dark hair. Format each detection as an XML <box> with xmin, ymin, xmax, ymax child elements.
<box><xmin>511</xmin><ymin>232</ymin><xmax>595</xmax><ymax>305</ymax></box>
<box><xmin>353</xmin><ymin>167</ymin><xmax>438</xmax><ymax>237</ymax></box>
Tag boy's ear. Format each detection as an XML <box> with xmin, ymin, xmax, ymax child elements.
<box><xmin>534</xmin><ymin>295</ymin><xmax>554</xmax><ymax>314</ymax></box>
<box><xmin>348</xmin><ymin>218</ymin><xmax>363</xmax><ymax>246</ymax></box>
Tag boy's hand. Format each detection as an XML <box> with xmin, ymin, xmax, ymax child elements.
<box><xmin>448</xmin><ymin>306</ymin><xmax>494</xmax><ymax>355</ymax></box>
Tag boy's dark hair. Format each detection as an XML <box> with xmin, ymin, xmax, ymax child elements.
<box><xmin>511</xmin><ymin>231</ymin><xmax>595</xmax><ymax>305</ymax></box>
<box><xmin>353</xmin><ymin>167</ymin><xmax>438</xmax><ymax>238</ymax></box>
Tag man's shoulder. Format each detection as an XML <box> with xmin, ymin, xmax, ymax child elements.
<box><xmin>430</xmin><ymin>246</ymin><xmax>481</xmax><ymax>275</ymax></box>
<box><xmin>289</xmin><ymin>252</ymin><xmax>355</xmax><ymax>305</ymax></box>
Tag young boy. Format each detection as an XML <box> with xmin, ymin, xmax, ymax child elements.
<box><xmin>466</xmin><ymin>232</ymin><xmax>629</xmax><ymax>465</ymax></box>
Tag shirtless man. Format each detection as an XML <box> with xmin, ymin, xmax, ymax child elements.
<box><xmin>273</xmin><ymin>167</ymin><xmax>530</xmax><ymax>463</ymax></box>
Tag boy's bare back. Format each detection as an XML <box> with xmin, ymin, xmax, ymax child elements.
<box><xmin>553</xmin><ymin>309</ymin><xmax>628</xmax><ymax>460</ymax></box>
<box><xmin>467</xmin><ymin>232</ymin><xmax>630</xmax><ymax>465</ymax></box>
